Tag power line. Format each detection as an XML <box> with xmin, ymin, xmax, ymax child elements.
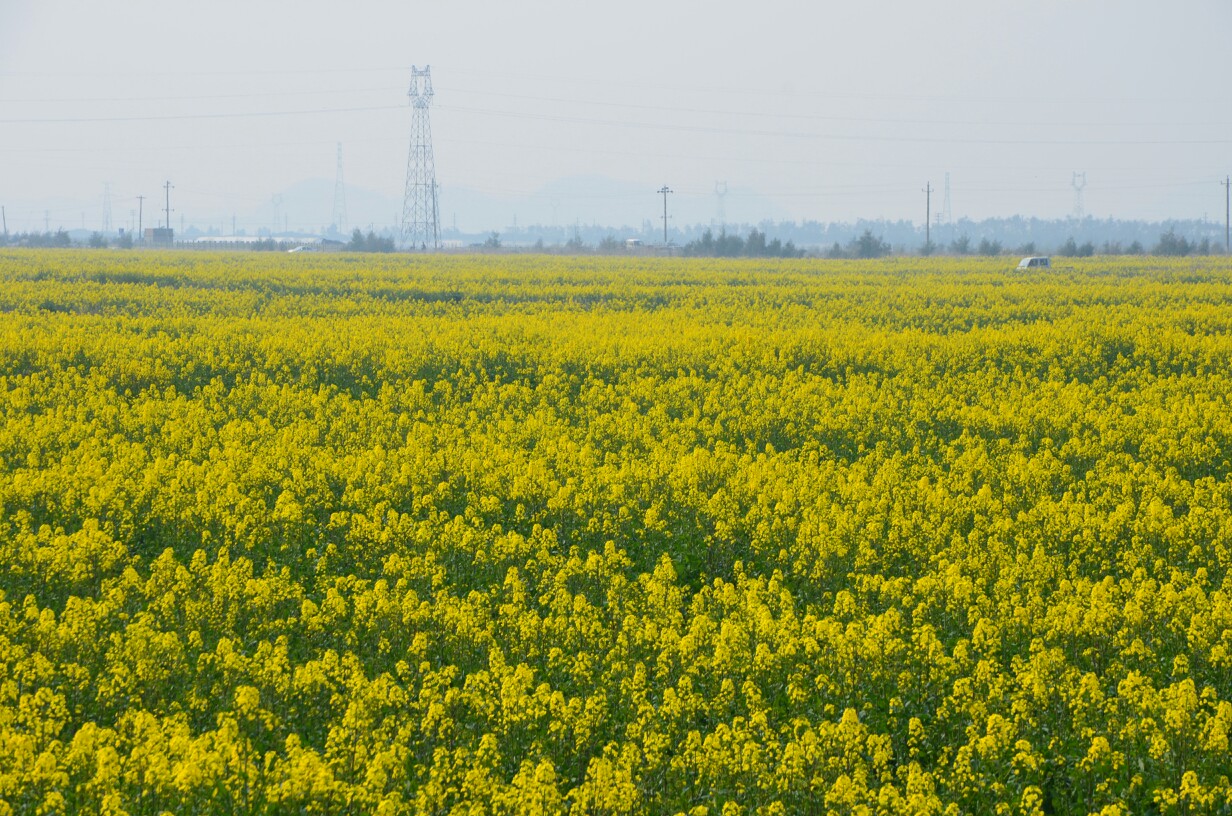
<box><xmin>0</xmin><ymin>117</ymin><xmax>1220</xmax><ymax>190</ymax></box>
<box><xmin>439</xmin><ymin>66</ymin><xmax>1226</xmax><ymax>107</ymax></box>
<box><xmin>5</xmin><ymin>94</ymin><xmax>1227</xmax><ymax>147</ymax></box>
<box><xmin>0</xmin><ymin>66</ymin><xmax>412</xmax><ymax>79</ymax></box>
<box><xmin>0</xmin><ymin>85</ymin><xmax>403</xmax><ymax>105</ymax></box>
<box><xmin>435</xmin><ymin>86</ymin><xmax>1232</xmax><ymax>130</ymax></box>
<box><xmin>434</xmin><ymin>103</ymin><xmax>1232</xmax><ymax>147</ymax></box>
<box><xmin>7</xmin><ymin>62</ymin><xmax>1210</xmax><ymax>107</ymax></box>
<box><xmin>6</xmin><ymin>78</ymin><xmax>1224</xmax><ymax>133</ymax></box>
<box><xmin>0</xmin><ymin>103</ymin><xmax>404</xmax><ymax>125</ymax></box>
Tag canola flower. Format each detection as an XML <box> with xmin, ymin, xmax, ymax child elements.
<box><xmin>1</xmin><ymin>249</ymin><xmax>1232</xmax><ymax>814</ymax></box>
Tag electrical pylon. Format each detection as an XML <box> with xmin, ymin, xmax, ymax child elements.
<box><xmin>941</xmin><ymin>172</ymin><xmax>952</xmax><ymax>224</ymax></box>
<box><xmin>401</xmin><ymin>65</ymin><xmax>439</xmax><ymax>250</ymax></box>
<box><xmin>1072</xmin><ymin>172</ymin><xmax>1087</xmax><ymax>220</ymax></box>
<box><xmin>331</xmin><ymin>143</ymin><xmax>347</xmax><ymax>236</ymax></box>
<box><xmin>102</xmin><ymin>183</ymin><xmax>112</xmax><ymax>233</ymax></box>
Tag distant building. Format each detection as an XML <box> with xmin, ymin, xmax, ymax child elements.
<box><xmin>145</xmin><ymin>227</ymin><xmax>174</xmax><ymax>245</ymax></box>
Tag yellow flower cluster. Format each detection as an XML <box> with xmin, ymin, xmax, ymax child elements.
<box><xmin>1</xmin><ymin>249</ymin><xmax>1232</xmax><ymax>814</ymax></box>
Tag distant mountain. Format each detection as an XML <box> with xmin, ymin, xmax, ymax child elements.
<box><xmin>167</xmin><ymin>174</ymin><xmax>795</xmax><ymax>238</ymax></box>
<box><xmin>262</xmin><ymin>179</ymin><xmax>400</xmax><ymax>236</ymax></box>
<box><xmin>93</xmin><ymin>174</ymin><xmax>1227</xmax><ymax>253</ymax></box>
<box><xmin>439</xmin><ymin>176</ymin><xmax>785</xmax><ymax>234</ymax></box>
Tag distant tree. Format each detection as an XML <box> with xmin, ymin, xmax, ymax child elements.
<box><xmin>949</xmin><ymin>235</ymin><xmax>971</xmax><ymax>255</ymax></box>
<box><xmin>27</xmin><ymin>230</ymin><xmax>73</xmax><ymax>248</ymax></box>
<box><xmin>746</xmin><ymin>229</ymin><xmax>768</xmax><ymax>257</ymax></box>
<box><xmin>684</xmin><ymin>228</ymin><xmax>799</xmax><ymax>258</ymax></box>
<box><xmin>597</xmin><ymin>235</ymin><xmax>621</xmax><ymax>254</ymax></box>
<box><xmin>346</xmin><ymin>228</ymin><xmax>394</xmax><ymax>253</ymax></box>
<box><xmin>88</xmin><ymin>232</ymin><xmax>108</xmax><ymax>248</ymax></box>
<box><xmin>921</xmin><ymin>240</ymin><xmax>937</xmax><ymax>256</ymax></box>
<box><xmin>1102</xmin><ymin>241</ymin><xmax>1124</xmax><ymax>255</ymax></box>
<box><xmin>683</xmin><ymin>229</ymin><xmax>714</xmax><ymax>257</ymax></box>
<box><xmin>1153</xmin><ymin>230</ymin><xmax>1192</xmax><ymax>256</ymax></box>
<box><xmin>484</xmin><ymin>232</ymin><xmax>502</xmax><ymax>250</ymax></box>
<box><xmin>848</xmin><ymin>230</ymin><xmax>891</xmax><ymax>259</ymax></box>
<box><xmin>716</xmin><ymin>230</ymin><xmax>744</xmax><ymax>257</ymax></box>
<box><xmin>116</xmin><ymin>232</ymin><xmax>133</xmax><ymax>249</ymax></box>
<box><xmin>1057</xmin><ymin>237</ymin><xmax>1094</xmax><ymax>257</ymax></box>
<box><xmin>1018</xmin><ymin>242</ymin><xmax>1036</xmax><ymax>255</ymax></box>
<box><xmin>686</xmin><ymin>229</ymin><xmax>744</xmax><ymax>257</ymax></box>
<box><xmin>1127</xmin><ymin>240</ymin><xmax>1144</xmax><ymax>254</ymax></box>
<box><xmin>827</xmin><ymin>242</ymin><xmax>846</xmax><ymax>259</ymax></box>
<box><xmin>977</xmin><ymin>238</ymin><xmax>1003</xmax><ymax>256</ymax></box>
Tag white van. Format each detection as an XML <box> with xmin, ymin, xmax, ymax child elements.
<box><xmin>1016</xmin><ymin>256</ymin><xmax>1051</xmax><ymax>269</ymax></box>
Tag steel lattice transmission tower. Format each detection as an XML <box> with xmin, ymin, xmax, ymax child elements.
<box><xmin>1072</xmin><ymin>172</ymin><xmax>1087</xmax><ymax>220</ymax></box>
<box><xmin>331</xmin><ymin>143</ymin><xmax>347</xmax><ymax>235</ymax></box>
<box><xmin>941</xmin><ymin>172</ymin><xmax>952</xmax><ymax>224</ymax></box>
<box><xmin>102</xmin><ymin>183</ymin><xmax>112</xmax><ymax>233</ymax></box>
<box><xmin>401</xmin><ymin>66</ymin><xmax>439</xmax><ymax>250</ymax></box>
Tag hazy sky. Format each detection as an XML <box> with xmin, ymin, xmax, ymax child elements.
<box><xmin>2</xmin><ymin>0</ymin><xmax>1230</xmax><ymax>233</ymax></box>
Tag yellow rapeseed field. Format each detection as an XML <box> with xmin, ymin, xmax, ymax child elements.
<box><xmin>2</xmin><ymin>249</ymin><xmax>1231</xmax><ymax>814</ymax></box>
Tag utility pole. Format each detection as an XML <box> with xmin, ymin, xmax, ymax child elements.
<box><xmin>923</xmin><ymin>182</ymin><xmax>933</xmax><ymax>249</ymax></box>
<box><xmin>137</xmin><ymin>195</ymin><xmax>145</xmax><ymax>238</ymax></box>
<box><xmin>1</xmin><ymin>206</ymin><xmax>7</xmax><ymax>242</ymax></box>
<box><xmin>163</xmin><ymin>181</ymin><xmax>173</xmax><ymax>230</ymax></box>
<box><xmin>1223</xmin><ymin>175</ymin><xmax>1230</xmax><ymax>253</ymax></box>
<box><xmin>658</xmin><ymin>185</ymin><xmax>673</xmax><ymax>245</ymax></box>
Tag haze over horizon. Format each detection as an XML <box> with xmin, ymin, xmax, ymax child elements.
<box><xmin>2</xmin><ymin>0</ymin><xmax>1230</xmax><ymax>235</ymax></box>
